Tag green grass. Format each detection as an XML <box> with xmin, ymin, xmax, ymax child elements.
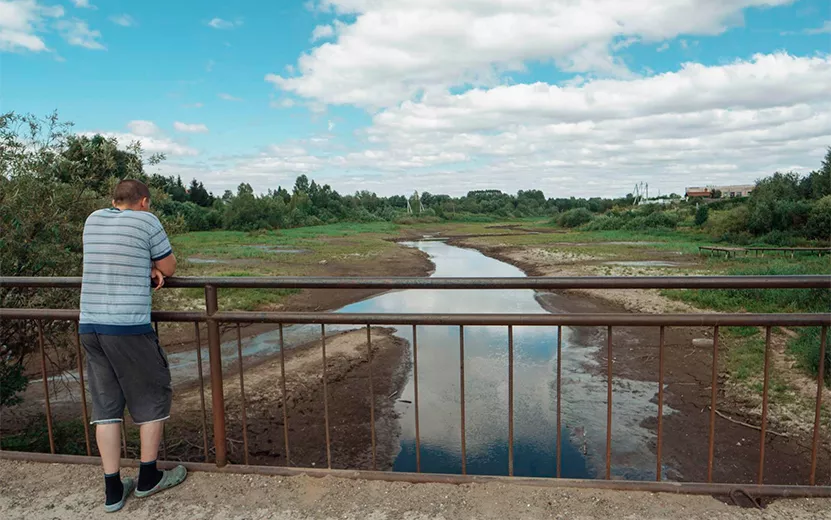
<box><xmin>726</xmin><ymin>336</ymin><xmax>766</xmax><ymax>382</ymax></box>
<box><xmin>0</xmin><ymin>417</ymin><xmax>90</xmax><ymax>455</ymax></box>
<box><xmin>664</xmin><ymin>258</ymin><xmax>831</xmax><ymax>381</ymax></box>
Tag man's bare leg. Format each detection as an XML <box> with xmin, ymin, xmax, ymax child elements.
<box><xmin>96</xmin><ymin>423</ymin><xmax>122</xmax><ymax>474</ymax></box>
<box><xmin>139</xmin><ymin>421</ymin><xmax>164</xmax><ymax>462</ymax></box>
<box><xmin>96</xmin><ymin>422</ymin><xmax>131</xmax><ymax>509</ymax></box>
<box><xmin>137</xmin><ymin>421</ymin><xmax>166</xmax><ymax>492</ymax></box>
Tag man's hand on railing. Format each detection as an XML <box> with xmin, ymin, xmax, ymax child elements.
<box><xmin>151</xmin><ymin>268</ymin><xmax>165</xmax><ymax>291</ymax></box>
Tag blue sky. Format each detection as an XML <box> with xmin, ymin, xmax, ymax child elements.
<box><xmin>2</xmin><ymin>0</ymin><xmax>830</xmax><ymax>197</ymax></box>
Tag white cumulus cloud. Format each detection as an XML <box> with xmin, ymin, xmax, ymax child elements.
<box><xmin>0</xmin><ymin>0</ymin><xmax>64</xmax><ymax>52</ymax></box>
<box><xmin>269</xmin><ymin>0</ymin><xmax>793</xmax><ymax>108</ymax></box>
<box><xmin>207</xmin><ymin>17</ymin><xmax>242</xmax><ymax>30</ymax></box>
<box><xmin>310</xmin><ymin>24</ymin><xmax>334</xmax><ymax>41</ymax></box>
<box><xmin>55</xmin><ymin>17</ymin><xmax>105</xmax><ymax>49</ymax></box>
<box><xmin>87</xmin><ymin>120</ymin><xmax>198</xmax><ymax>157</ymax></box>
<box><xmin>71</xmin><ymin>0</ymin><xmax>94</xmax><ymax>9</ymax></box>
<box><xmin>173</xmin><ymin>122</ymin><xmax>209</xmax><ymax>134</ymax></box>
<box><xmin>109</xmin><ymin>14</ymin><xmax>135</xmax><ymax>27</ymax></box>
<box><xmin>126</xmin><ymin>120</ymin><xmax>160</xmax><ymax>137</ymax></box>
<box><xmin>226</xmin><ymin>53</ymin><xmax>831</xmax><ymax>197</ymax></box>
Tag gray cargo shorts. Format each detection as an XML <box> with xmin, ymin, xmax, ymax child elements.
<box><xmin>81</xmin><ymin>332</ymin><xmax>173</xmax><ymax>425</ymax></box>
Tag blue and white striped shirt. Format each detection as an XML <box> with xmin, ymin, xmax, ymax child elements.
<box><xmin>79</xmin><ymin>208</ymin><xmax>172</xmax><ymax>335</ymax></box>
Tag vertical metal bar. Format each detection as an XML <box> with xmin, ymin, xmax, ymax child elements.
<box><xmin>205</xmin><ymin>285</ymin><xmax>228</xmax><ymax>467</ymax></box>
<box><xmin>321</xmin><ymin>324</ymin><xmax>332</xmax><ymax>469</ymax></box>
<box><xmin>508</xmin><ymin>325</ymin><xmax>514</xmax><ymax>477</ymax></box>
<box><xmin>154</xmin><ymin>321</ymin><xmax>166</xmax><ymax>460</ymax></box>
<box><xmin>810</xmin><ymin>325</ymin><xmax>828</xmax><ymax>485</ymax></box>
<box><xmin>121</xmin><ymin>422</ymin><xmax>128</xmax><ymax>458</ymax></box>
<box><xmin>656</xmin><ymin>326</ymin><xmax>665</xmax><ymax>481</ymax></box>
<box><xmin>279</xmin><ymin>324</ymin><xmax>290</xmax><ymax>466</ymax></box>
<box><xmin>194</xmin><ymin>322</ymin><xmax>210</xmax><ymax>461</ymax></box>
<box><xmin>38</xmin><ymin>321</ymin><xmax>55</xmax><ymax>455</ymax></box>
<box><xmin>758</xmin><ymin>326</ymin><xmax>772</xmax><ymax>484</ymax></box>
<box><xmin>707</xmin><ymin>326</ymin><xmax>720</xmax><ymax>483</ymax></box>
<box><xmin>412</xmin><ymin>325</ymin><xmax>422</xmax><ymax>473</ymax></box>
<box><xmin>459</xmin><ymin>325</ymin><xmax>467</xmax><ymax>475</ymax></box>
<box><xmin>556</xmin><ymin>326</ymin><xmax>562</xmax><ymax>478</ymax></box>
<box><xmin>606</xmin><ymin>325</ymin><xmax>613</xmax><ymax>480</ymax></box>
<box><xmin>74</xmin><ymin>322</ymin><xmax>91</xmax><ymax>456</ymax></box>
<box><xmin>366</xmin><ymin>325</ymin><xmax>377</xmax><ymax>471</ymax></box>
<box><xmin>236</xmin><ymin>324</ymin><xmax>250</xmax><ymax>465</ymax></box>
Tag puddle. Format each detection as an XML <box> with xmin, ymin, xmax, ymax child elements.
<box><xmin>603</xmin><ymin>260</ymin><xmax>680</xmax><ymax>267</ymax></box>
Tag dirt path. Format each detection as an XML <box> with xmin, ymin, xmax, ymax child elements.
<box><xmin>3</xmin><ymin>460</ymin><xmax>830</xmax><ymax>520</ymax></box>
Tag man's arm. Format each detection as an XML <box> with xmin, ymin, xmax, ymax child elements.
<box><xmin>153</xmin><ymin>254</ymin><xmax>177</xmax><ymax>277</ymax></box>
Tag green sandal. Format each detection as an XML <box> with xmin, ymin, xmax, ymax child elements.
<box><xmin>133</xmin><ymin>465</ymin><xmax>187</xmax><ymax>499</ymax></box>
<box><xmin>104</xmin><ymin>477</ymin><xmax>135</xmax><ymax>513</ymax></box>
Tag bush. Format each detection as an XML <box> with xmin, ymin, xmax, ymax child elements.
<box><xmin>583</xmin><ymin>215</ymin><xmax>625</xmax><ymax>231</ymax></box>
<box><xmin>557</xmin><ymin>208</ymin><xmax>594</xmax><ymax>228</ymax></box>
<box><xmin>707</xmin><ymin>205</ymin><xmax>750</xmax><ymax>236</ymax></box>
<box><xmin>694</xmin><ymin>205</ymin><xmax>709</xmax><ymax>226</ymax></box>
<box><xmin>0</xmin><ymin>355</ymin><xmax>27</xmax><ymax>408</ymax></box>
<box><xmin>806</xmin><ymin>195</ymin><xmax>831</xmax><ymax>240</ymax></box>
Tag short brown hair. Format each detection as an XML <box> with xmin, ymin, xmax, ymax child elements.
<box><xmin>113</xmin><ymin>179</ymin><xmax>151</xmax><ymax>205</ymax></box>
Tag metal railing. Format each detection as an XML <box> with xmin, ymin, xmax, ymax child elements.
<box><xmin>1</xmin><ymin>275</ymin><xmax>830</xmax><ymax>496</ymax></box>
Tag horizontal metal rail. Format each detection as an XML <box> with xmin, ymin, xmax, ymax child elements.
<box><xmin>3</xmin><ymin>308</ymin><xmax>830</xmax><ymax>327</ymax></box>
<box><xmin>1</xmin><ymin>451</ymin><xmax>829</xmax><ymax>498</ymax></box>
<box><xmin>2</xmin><ymin>275</ymin><xmax>830</xmax><ymax>289</ymax></box>
<box><xmin>3</xmin><ymin>276</ymin><xmax>829</xmax><ymax>493</ymax></box>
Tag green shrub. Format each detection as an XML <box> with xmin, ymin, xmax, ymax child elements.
<box><xmin>557</xmin><ymin>208</ymin><xmax>594</xmax><ymax>228</ymax></box>
<box><xmin>694</xmin><ymin>205</ymin><xmax>709</xmax><ymax>226</ymax></box>
<box><xmin>806</xmin><ymin>195</ymin><xmax>831</xmax><ymax>240</ymax></box>
<box><xmin>584</xmin><ymin>215</ymin><xmax>625</xmax><ymax>231</ymax></box>
<box><xmin>0</xmin><ymin>356</ymin><xmax>27</xmax><ymax>408</ymax></box>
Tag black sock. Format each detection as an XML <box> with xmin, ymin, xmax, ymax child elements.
<box><xmin>137</xmin><ymin>460</ymin><xmax>164</xmax><ymax>491</ymax></box>
<box><xmin>104</xmin><ymin>471</ymin><xmax>124</xmax><ymax>505</ymax></box>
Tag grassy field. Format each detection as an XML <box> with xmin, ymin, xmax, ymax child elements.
<box><xmin>162</xmin><ymin>222</ymin><xmax>402</xmax><ymax>311</ymax></box>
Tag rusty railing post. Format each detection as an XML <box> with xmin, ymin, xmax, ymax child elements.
<box><xmin>707</xmin><ymin>326</ymin><xmax>720</xmax><ymax>483</ymax></box>
<box><xmin>507</xmin><ymin>325</ymin><xmax>514</xmax><ymax>477</ymax></box>
<box><xmin>656</xmin><ymin>326</ymin><xmax>665</xmax><ymax>481</ymax></box>
<box><xmin>810</xmin><ymin>325</ymin><xmax>828</xmax><ymax>485</ymax></box>
<box><xmin>38</xmin><ymin>321</ymin><xmax>56</xmax><ymax>454</ymax></box>
<box><xmin>459</xmin><ymin>325</ymin><xmax>467</xmax><ymax>475</ymax></box>
<box><xmin>74</xmin><ymin>322</ymin><xmax>92</xmax><ymax>456</ymax></box>
<box><xmin>204</xmin><ymin>285</ymin><xmax>228</xmax><ymax>467</ymax></box>
<box><xmin>556</xmin><ymin>326</ymin><xmax>562</xmax><ymax>478</ymax></box>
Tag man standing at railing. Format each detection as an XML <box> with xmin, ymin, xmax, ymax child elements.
<box><xmin>79</xmin><ymin>179</ymin><xmax>187</xmax><ymax>512</ymax></box>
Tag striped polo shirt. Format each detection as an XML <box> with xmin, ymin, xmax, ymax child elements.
<box><xmin>79</xmin><ymin>208</ymin><xmax>172</xmax><ymax>335</ymax></box>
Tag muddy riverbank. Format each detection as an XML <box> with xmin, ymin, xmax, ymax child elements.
<box><xmin>170</xmin><ymin>327</ymin><xmax>411</xmax><ymax>469</ymax></box>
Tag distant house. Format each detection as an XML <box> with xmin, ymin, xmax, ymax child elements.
<box><xmin>685</xmin><ymin>184</ymin><xmax>754</xmax><ymax>199</ymax></box>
